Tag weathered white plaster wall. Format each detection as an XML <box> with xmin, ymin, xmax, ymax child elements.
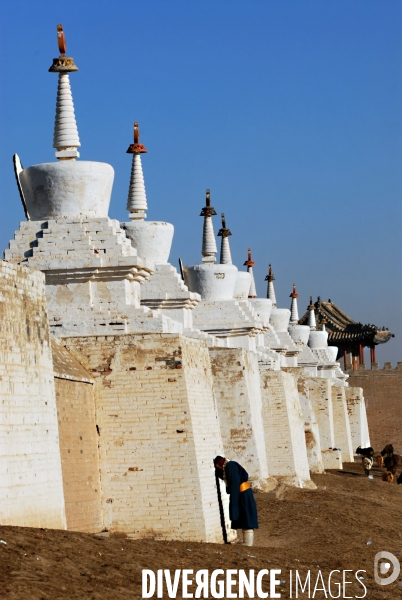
<box><xmin>308</xmin><ymin>378</ymin><xmax>342</xmax><ymax>469</ymax></box>
<box><xmin>0</xmin><ymin>261</ymin><xmax>66</xmax><ymax>529</ymax></box>
<box><xmin>64</xmin><ymin>333</ymin><xmax>235</xmax><ymax>543</ymax></box>
<box><xmin>140</xmin><ymin>263</ymin><xmax>200</xmax><ymax>330</ymax></box>
<box><xmin>20</xmin><ymin>161</ymin><xmax>114</xmax><ymax>221</ymax></box>
<box><xmin>5</xmin><ymin>218</ymin><xmax>183</xmax><ymax>337</ymax></box>
<box><xmin>286</xmin><ymin>368</ymin><xmax>324</xmax><ymax>474</ymax></box>
<box><xmin>122</xmin><ymin>221</ymin><xmax>174</xmax><ymax>265</ymax></box>
<box><xmin>259</xmin><ymin>367</ymin><xmax>312</xmax><ymax>487</ymax></box>
<box><xmin>209</xmin><ymin>348</ymin><xmax>271</xmax><ymax>489</ymax></box>
<box><xmin>345</xmin><ymin>387</ymin><xmax>370</xmax><ymax>451</ymax></box>
<box><xmin>331</xmin><ymin>383</ymin><xmax>354</xmax><ymax>462</ymax></box>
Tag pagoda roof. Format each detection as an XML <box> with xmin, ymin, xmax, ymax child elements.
<box><xmin>299</xmin><ymin>298</ymin><xmax>393</xmax><ymax>346</ymax></box>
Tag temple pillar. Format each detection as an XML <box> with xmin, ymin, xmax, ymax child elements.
<box><xmin>343</xmin><ymin>349</ymin><xmax>350</xmax><ymax>370</ymax></box>
<box><xmin>370</xmin><ymin>345</ymin><xmax>376</xmax><ymax>367</ymax></box>
<box><xmin>359</xmin><ymin>344</ymin><xmax>365</xmax><ymax>365</ymax></box>
<box><xmin>352</xmin><ymin>347</ymin><xmax>359</xmax><ymax>371</ymax></box>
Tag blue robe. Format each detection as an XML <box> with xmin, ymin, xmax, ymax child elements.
<box><xmin>223</xmin><ymin>461</ymin><xmax>258</xmax><ymax>530</ymax></box>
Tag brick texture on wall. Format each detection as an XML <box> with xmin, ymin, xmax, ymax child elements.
<box><xmin>55</xmin><ymin>377</ymin><xmax>103</xmax><ymax>533</ymax></box>
<box><xmin>209</xmin><ymin>348</ymin><xmax>270</xmax><ymax>488</ymax></box>
<box><xmin>259</xmin><ymin>368</ymin><xmax>311</xmax><ymax>485</ymax></box>
<box><xmin>308</xmin><ymin>378</ymin><xmax>342</xmax><ymax>470</ymax></box>
<box><xmin>0</xmin><ymin>260</ymin><xmax>66</xmax><ymax>529</ymax></box>
<box><xmin>346</xmin><ymin>366</ymin><xmax>402</xmax><ymax>455</ymax></box>
<box><xmin>64</xmin><ymin>333</ymin><xmax>233</xmax><ymax>543</ymax></box>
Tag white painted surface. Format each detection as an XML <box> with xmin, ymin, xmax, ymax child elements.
<box><xmin>289</xmin><ymin>324</ymin><xmax>310</xmax><ymax>345</ymax></box>
<box><xmin>233</xmin><ymin>271</ymin><xmax>251</xmax><ymax>300</ymax></box>
<box><xmin>331</xmin><ymin>384</ymin><xmax>354</xmax><ymax>462</ymax></box>
<box><xmin>202</xmin><ymin>216</ymin><xmax>217</xmax><ymax>261</ymax></box>
<box><xmin>267</xmin><ymin>280</ymin><xmax>276</xmax><ymax>306</ymax></box>
<box><xmin>249</xmin><ymin>298</ymin><xmax>272</xmax><ymax>323</ymax></box>
<box><xmin>326</xmin><ymin>346</ymin><xmax>339</xmax><ymax>361</ymax></box>
<box><xmin>247</xmin><ymin>266</ymin><xmax>257</xmax><ymax>297</ymax></box>
<box><xmin>126</xmin><ymin>154</ymin><xmax>147</xmax><ymax>216</ymax></box>
<box><xmin>308</xmin><ymin>378</ymin><xmax>342</xmax><ymax>469</ymax></box>
<box><xmin>270</xmin><ymin>307</ymin><xmax>291</xmax><ymax>332</ymax></box>
<box><xmin>0</xmin><ymin>261</ymin><xmax>67</xmax><ymax>529</ymax></box>
<box><xmin>210</xmin><ymin>348</ymin><xmax>271</xmax><ymax>489</ymax></box>
<box><xmin>220</xmin><ymin>236</ymin><xmax>232</xmax><ymax>264</ymax></box>
<box><xmin>259</xmin><ymin>367</ymin><xmax>312</xmax><ymax>487</ymax></box>
<box><xmin>308</xmin><ymin>330</ymin><xmax>328</xmax><ymax>349</ymax></box>
<box><xmin>5</xmin><ymin>218</ymin><xmax>185</xmax><ymax>337</ymax></box>
<box><xmin>308</xmin><ymin>307</ymin><xmax>317</xmax><ymax>329</ymax></box>
<box><xmin>19</xmin><ymin>161</ymin><xmax>114</xmax><ymax>220</ymax></box>
<box><xmin>53</xmin><ymin>73</ymin><xmax>80</xmax><ymax>159</ymax></box>
<box><xmin>345</xmin><ymin>387</ymin><xmax>371</xmax><ymax>450</ymax></box>
<box><xmin>123</xmin><ymin>220</ymin><xmax>174</xmax><ymax>264</ymax></box>
<box><xmin>295</xmin><ymin>373</ymin><xmax>324</xmax><ymax>474</ymax></box>
<box><xmin>290</xmin><ymin>296</ymin><xmax>299</xmax><ymax>324</ymax></box>
<box><xmin>183</xmin><ymin>263</ymin><xmax>238</xmax><ymax>300</ymax></box>
<box><xmin>65</xmin><ymin>334</ymin><xmax>235</xmax><ymax>543</ymax></box>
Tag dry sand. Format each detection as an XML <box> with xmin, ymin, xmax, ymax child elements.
<box><xmin>0</xmin><ymin>462</ymin><xmax>401</xmax><ymax>599</ymax></box>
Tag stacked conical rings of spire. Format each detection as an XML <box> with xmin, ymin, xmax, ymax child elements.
<box><xmin>220</xmin><ymin>237</ymin><xmax>232</xmax><ymax>264</ymax></box>
<box><xmin>202</xmin><ymin>216</ymin><xmax>217</xmax><ymax>259</ymax></box>
<box><xmin>247</xmin><ymin>267</ymin><xmax>257</xmax><ymax>297</ymax></box>
<box><xmin>126</xmin><ymin>154</ymin><xmax>148</xmax><ymax>215</ymax></box>
<box><xmin>243</xmin><ymin>249</ymin><xmax>257</xmax><ymax>298</ymax></box>
<box><xmin>265</xmin><ymin>265</ymin><xmax>277</xmax><ymax>306</ymax></box>
<box><xmin>308</xmin><ymin>298</ymin><xmax>317</xmax><ymax>330</ymax></box>
<box><xmin>289</xmin><ymin>284</ymin><xmax>299</xmax><ymax>323</ymax></box>
<box><xmin>218</xmin><ymin>214</ymin><xmax>232</xmax><ymax>264</ymax></box>
<box><xmin>53</xmin><ymin>73</ymin><xmax>80</xmax><ymax>151</ymax></box>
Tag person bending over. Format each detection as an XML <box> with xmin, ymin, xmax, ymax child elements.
<box><xmin>214</xmin><ymin>455</ymin><xmax>258</xmax><ymax>546</ymax></box>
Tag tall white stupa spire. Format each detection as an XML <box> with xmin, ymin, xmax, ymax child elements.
<box><xmin>265</xmin><ymin>264</ymin><xmax>277</xmax><ymax>307</ymax></box>
<box><xmin>307</xmin><ymin>296</ymin><xmax>317</xmax><ymax>330</ymax></box>
<box><xmin>126</xmin><ymin>122</ymin><xmax>148</xmax><ymax>220</ymax></box>
<box><xmin>49</xmin><ymin>25</ymin><xmax>80</xmax><ymax>160</ymax></box>
<box><xmin>200</xmin><ymin>190</ymin><xmax>217</xmax><ymax>263</ymax></box>
<box><xmin>217</xmin><ymin>213</ymin><xmax>232</xmax><ymax>264</ymax></box>
<box><xmin>244</xmin><ymin>248</ymin><xmax>257</xmax><ymax>298</ymax></box>
<box><xmin>289</xmin><ymin>284</ymin><xmax>299</xmax><ymax>324</ymax></box>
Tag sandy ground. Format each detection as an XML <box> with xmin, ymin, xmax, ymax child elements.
<box><xmin>0</xmin><ymin>462</ymin><xmax>401</xmax><ymax>599</ymax></box>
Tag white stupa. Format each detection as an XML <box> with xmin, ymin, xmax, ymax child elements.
<box><xmin>244</xmin><ymin>249</ymin><xmax>257</xmax><ymax>298</ymax></box>
<box><xmin>217</xmin><ymin>213</ymin><xmax>232</xmax><ymax>265</ymax></box>
<box><xmin>288</xmin><ymin>284</ymin><xmax>310</xmax><ymax>345</ymax></box>
<box><xmin>50</xmin><ymin>25</ymin><xmax>80</xmax><ymax>160</ymax></box>
<box><xmin>265</xmin><ymin>264</ymin><xmax>277</xmax><ymax>307</ymax></box>
<box><xmin>16</xmin><ymin>25</ymin><xmax>113</xmax><ymax>221</ymax></box>
<box><xmin>184</xmin><ymin>191</ymin><xmax>238</xmax><ymax>301</ymax></box>
<box><xmin>122</xmin><ymin>122</ymin><xmax>174</xmax><ymax>265</ymax></box>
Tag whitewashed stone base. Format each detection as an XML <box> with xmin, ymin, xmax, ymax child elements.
<box><xmin>209</xmin><ymin>348</ymin><xmax>271</xmax><ymax>490</ymax></box>
<box><xmin>63</xmin><ymin>333</ymin><xmax>236</xmax><ymax>543</ymax></box>
<box><xmin>331</xmin><ymin>384</ymin><xmax>354</xmax><ymax>462</ymax></box>
<box><xmin>308</xmin><ymin>378</ymin><xmax>342</xmax><ymax>470</ymax></box>
<box><xmin>286</xmin><ymin>368</ymin><xmax>324</xmax><ymax>474</ymax></box>
<box><xmin>5</xmin><ymin>219</ymin><xmax>186</xmax><ymax>337</ymax></box>
<box><xmin>259</xmin><ymin>367</ymin><xmax>313</xmax><ymax>487</ymax></box>
<box><xmin>0</xmin><ymin>261</ymin><xmax>66</xmax><ymax>529</ymax></box>
<box><xmin>345</xmin><ymin>387</ymin><xmax>370</xmax><ymax>451</ymax></box>
<box><xmin>191</xmin><ymin>300</ymin><xmax>259</xmax><ymax>349</ymax></box>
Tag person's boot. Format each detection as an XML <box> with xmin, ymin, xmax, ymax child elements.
<box><xmin>242</xmin><ymin>529</ymin><xmax>254</xmax><ymax>546</ymax></box>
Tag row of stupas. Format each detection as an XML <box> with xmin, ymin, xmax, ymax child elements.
<box><xmin>1</xmin><ymin>26</ymin><xmax>369</xmax><ymax>539</ymax></box>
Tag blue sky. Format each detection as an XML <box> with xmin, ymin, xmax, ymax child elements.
<box><xmin>1</xmin><ymin>0</ymin><xmax>401</xmax><ymax>363</ymax></box>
